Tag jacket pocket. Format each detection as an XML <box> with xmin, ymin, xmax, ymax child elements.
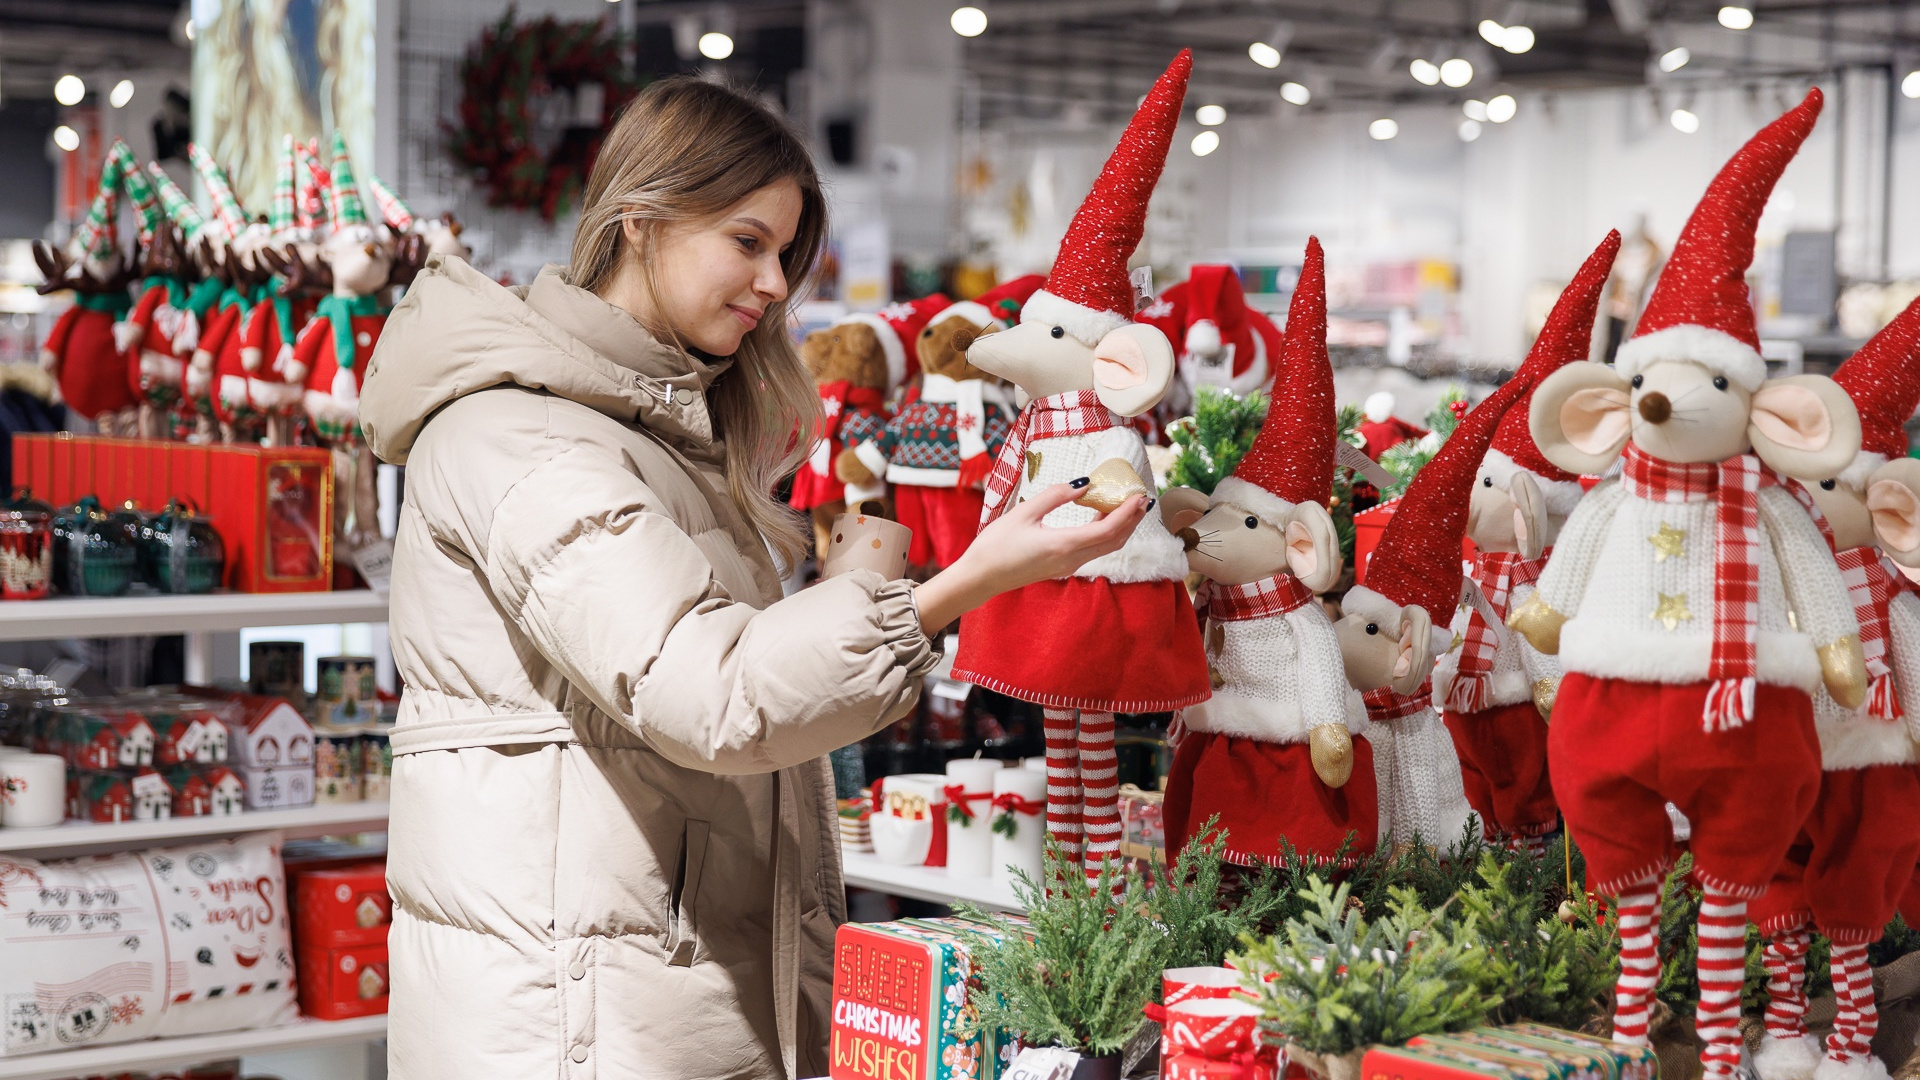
<box><xmin>664</xmin><ymin>818</ymin><xmax>710</xmax><ymax>967</ymax></box>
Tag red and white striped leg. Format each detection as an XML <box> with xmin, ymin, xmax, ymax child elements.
<box><xmin>1078</xmin><ymin>711</ymin><xmax>1120</xmax><ymax>887</ymax></box>
<box><xmin>1756</xmin><ymin>924</ymin><xmax>1820</xmax><ymax>1080</ymax></box>
<box><xmin>1612</xmin><ymin>887</ymin><xmax>1660</xmax><ymax>1047</ymax></box>
<box><xmin>1824</xmin><ymin>942</ymin><xmax>1880</xmax><ymax>1071</ymax></box>
<box><xmin>1695</xmin><ymin>888</ymin><xmax>1748</xmax><ymax>1080</ymax></box>
<box><xmin>1042</xmin><ymin>707</ymin><xmax>1083</xmax><ymax>872</ymax></box>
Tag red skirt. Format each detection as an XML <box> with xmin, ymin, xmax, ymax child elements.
<box><xmin>952</xmin><ymin>576</ymin><xmax>1209</xmax><ymax>713</ymax></box>
<box><xmin>1164</xmin><ymin>731</ymin><xmax>1378</xmax><ymax>866</ymax></box>
<box><xmin>787</xmin><ymin>463</ymin><xmax>843</xmax><ymax>512</ymax></box>
<box><xmin>893</xmin><ymin>484</ymin><xmax>984</xmax><ymax>569</ymax></box>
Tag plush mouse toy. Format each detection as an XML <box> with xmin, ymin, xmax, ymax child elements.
<box><xmin>1159</xmin><ymin>237</ymin><xmax>1378</xmax><ymax>866</ymax></box>
<box><xmin>1748</xmin><ymin>296</ymin><xmax>1920</xmax><ymax>1080</ymax></box>
<box><xmin>35</xmin><ymin>144</ymin><xmax>136</xmax><ymax>435</ymax></box>
<box><xmin>1336</xmin><ymin>374</ymin><xmax>1530</xmax><ymax>853</ymax></box>
<box><xmin>243</xmin><ymin>135</ymin><xmax>325</xmax><ymax>447</ymax></box>
<box><xmin>1136</xmin><ymin>263</ymin><xmax>1279</xmax><ymax>416</ymax></box>
<box><xmin>1512</xmin><ymin>91</ymin><xmax>1865</xmax><ymax>1079</ymax></box>
<box><xmin>1432</xmin><ymin>231</ymin><xmax>1619</xmax><ymax>853</ymax></box>
<box><xmin>836</xmin><ymin>278</ymin><xmax>1041</xmax><ymax>570</ymax></box>
<box><xmin>951</xmin><ymin>51</ymin><xmax>1208</xmax><ymax>885</ymax></box>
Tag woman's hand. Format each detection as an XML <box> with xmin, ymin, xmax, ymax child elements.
<box><xmin>911</xmin><ymin>479</ymin><xmax>1152</xmax><ymax>633</ymax></box>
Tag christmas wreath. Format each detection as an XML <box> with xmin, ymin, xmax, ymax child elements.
<box><xmin>445</xmin><ymin>8</ymin><xmax>641</xmax><ymax>220</ymax></box>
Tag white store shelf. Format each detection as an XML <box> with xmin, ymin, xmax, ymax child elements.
<box><xmin>840</xmin><ymin>847</ymin><xmax>1026</xmax><ymax>912</ymax></box>
<box><xmin>0</xmin><ymin>800</ymin><xmax>390</xmax><ymax>857</ymax></box>
<box><xmin>0</xmin><ymin>1015</ymin><xmax>387</xmax><ymax>1080</ymax></box>
<box><xmin>0</xmin><ymin>589</ymin><xmax>388</xmax><ymax>642</ymax></box>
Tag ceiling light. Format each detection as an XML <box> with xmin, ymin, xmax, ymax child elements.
<box><xmin>1478</xmin><ymin>19</ymin><xmax>1507</xmax><ymax>45</ymax></box>
<box><xmin>1280</xmin><ymin>81</ymin><xmax>1311</xmax><ymax>105</ymax></box>
<box><xmin>1487</xmin><ymin>93</ymin><xmax>1518</xmax><ymax>122</ymax></box>
<box><xmin>1903</xmin><ymin>70</ymin><xmax>1920</xmax><ymax>99</ymax></box>
<box><xmin>1717</xmin><ymin>5</ymin><xmax>1753</xmax><ymax>29</ymax></box>
<box><xmin>52</xmin><ymin>125</ymin><xmax>79</xmax><ymax>152</ymax></box>
<box><xmin>1440</xmin><ymin>58</ymin><xmax>1474</xmax><ymax>87</ymax></box>
<box><xmin>1459</xmin><ymin>119</ymin><xmax>1484</xmax><ymax>141</ymax></box>
<box><xmin>1502</xmin><ymin>25</ymin><xmax>1535</xmax><ymax>53</ymax></box>
<box><xmin>1409</xmin><ymin>58</ymin><xmax>1441</xmax><ymax>85</ymax></box>
<box><xmin>1196</xmin><ymin>104</ymin><xmax>1226</xmax><ymax>126</ymax></box>
<box><xmin>1248</xmin><ymin>41</ymin><xmax>1281</xmax><ymax>67</ymax></box>
<box><xmin>1369</xmin><ymin>118</ymin><xmax>1399</xmax><ymax>140</ymax></box>
<box><xmin>109</xmin><ymin>79</ymin><xmax>134</xmax><ymax>108</ymax></box>
<box><xmin>1659</xmin><ymin>46</ymin><xmax>1691</xmax><ymax>72</ymax></box>
<box><xmin>1670</xmin><ymin>107</ymin><xmax>1701</xmax><ymax>133</ymax></box>
<box><xmin>183</xmin><ymin>19</ymin><xmax>195</xmax><ymax>41</ymax></box>
<box><xmin>950</xmin><ymin>6</ymin><xmax>988</xmax><ymax>37</ymax></box>
<box><xmin>1462</xmin><ymin>99</ymin><xmax>1490</xmax><ymax>122</ymax></box>
<box><xmin>698</xmin><ymin>31</ymin><xmax>734</xmax><ymax>59</ymax></box>
<box><xmin>1190</xmin><ymin>130</ymin><xmax>1220</xmax><ymax>156</ymax></box>
<box><xmin>53</xmin><ymin>75</ymin><xmax>84</xmax><ymax>106</ymax></box>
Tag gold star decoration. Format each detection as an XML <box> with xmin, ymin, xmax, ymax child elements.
<box><xmin>1025</xmin><ymin>451</ymin><xmax>1043</xmax><ymax>481</ymax></box>
<box><xmin>1652</xmin><ymin>592</ymin><xmax>1693</xmax><ymax>631</ymax></box>
<box><xmin>1648</xmin><ymin>522</ymin><xmax>1687</xmax><ymax>561</ymax></box>
<box><xmin>1448</xmin><ymin>631</ymin><xmax>1465</xmax><ymax>654</ymax></box>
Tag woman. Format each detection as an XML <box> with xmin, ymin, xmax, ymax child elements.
<box><xmin>360</xmin><ymin>79</ymin><xmax>1147</xmax><ymax>1079</ymax></box>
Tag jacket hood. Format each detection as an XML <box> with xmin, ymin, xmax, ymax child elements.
<box><xmin>362</xmin><ymin>257</ymin><xmax>733</xmax><ymax>465</ymax></box>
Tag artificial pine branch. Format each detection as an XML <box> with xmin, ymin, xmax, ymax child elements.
<box><xmin>1148</xmin><ymin>820</ymin><xmax>1289</xmax><ymax>970</ymax></box>
<box><xmin>1331</xmin><ymin>403</ymin><xmax>1363</xmax><ymax>564</ymax></box>
<box><xmin>1167</xmin><ymin>387</ymin><xmax>1268</xmax><ymax>495</ymax></box>
<box><xmin>1377</xmin><ymin>385</ymin><xmax>1467</xmax><ymax>498</ymax></box>
<box><xmin>1444</xmin><ymin>852</ymin><xmax>1618</xmax><ymax>1030</ymax></box>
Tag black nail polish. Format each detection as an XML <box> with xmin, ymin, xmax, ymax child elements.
<box><xmin>1070</xmin><ymin>477</ymin><xmax>1090</xmax><ymax>489</ymax></box>
<box><xmin>1146</xmin><ymin>499</ymin><xmax>1156</xmax><ymax>511</ymax></box>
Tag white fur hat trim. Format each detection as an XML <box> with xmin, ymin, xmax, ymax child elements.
<box><xmin>930</xmin><ymin>301</ymin><xmax>997</xmax><ymax>329</ymax></box>
<box><xmin>1341</xmin><ymin>584</ymin><xmax>1407</xmax><ymax>627</ymax></box>
<box><xmin>1211</xmin><ymin>476</ymin><xmax>1297</xmax><ymax>531</ymax></box>
<box><xmin>839</xmin><ymin>313</ymin><xmax>909</xmax><ymax>388</ymax></box>
<box><xmin>1481</xmin><ymin>448</ymin><xmax>1585</xmax><ymax>517</ymax></box>
<box><xmin>1021</xmin><ymin>288</ymin><xmax>1130</xmax><ymax>346</ymax></box>
<box><xmin>1837</xmin><ymin>450</ymin><xmax>1889</xmax><ymax>493</ymax></box>
<box><xmin>1613</xmin><ymin>323</ymin><xmax>1768</xmax><ymax>392</ymax></box>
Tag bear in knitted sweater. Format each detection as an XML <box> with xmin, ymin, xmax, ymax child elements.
<box><xmin>791</xmin><ymin>320</ymin><xmax>894</xmax><ymax>561</ymax></box>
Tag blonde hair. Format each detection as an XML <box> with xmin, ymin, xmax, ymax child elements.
<box><xmin>569</xmin><ymin>77</ymin><xmax>826</xmax><ymax>570</ymax></box>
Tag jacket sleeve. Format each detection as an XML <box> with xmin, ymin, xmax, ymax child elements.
<box><xmin>476</xmin><ymin>443</ymin><xmax>939</xmax><ymax>776</ymax></box>
<box><xmin>1760</xmin><ymin>485</ymin><xmax>1858</xmax><ymax>650</ymax></box>
<box><xmin>1530</xmin><ymin>479</ymin><xmax>1625</xmax><ymax>618</ymax></box>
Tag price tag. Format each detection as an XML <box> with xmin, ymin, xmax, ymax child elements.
<box><xmin>1002</xmin><ymin>1048</ymin><xmax>1079</xmax><ymax>1080</ymax></box>
<box><xmin>352</xmin><ymin>538</ymin><xmax>395</xmax><ymax>594</ymax></box>
<box><xmin>176</xmin><ymin>720</ymin><xmax>206</xmax><ymax>759</ymax></box>
<box><xmin>1336</xmin><ymin>440</ymin><xmax>1400</xmax><ymax>490</ymax></box>
<box><xmin>132</xmin><ymin>772</ymin><xmax>168</xmax><ymax>801</ymax></box>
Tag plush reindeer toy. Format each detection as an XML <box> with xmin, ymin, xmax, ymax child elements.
<box><xmin>1433</xmin><ymin>230</ymin><xmax>1620</xmax><ymax>853</ymax></box>
<box><xmin>951</xmin><ymin>50</ymin><xmax>1209</xmax><ymax>885</ymax></box>
<box><xmin>1159</xmin><ymin>237</ymin><xmax>1378</xmax><ymax>865</ymax></box>
<box><xmin>1750</xmin><ymin>295</ymin><xmax>1920</xmax><ymax>1080</ymax></box>
<box><xmin>1513</xmin><ymin>90</ymin><xmax>1865</xmax><ymax>1080</ymax></box>
<box><xmin>36</xmin><ymin>144</ymin><xmax>136</xmax><ymax>435</ymax></box>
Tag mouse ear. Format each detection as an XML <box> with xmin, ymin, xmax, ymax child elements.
<box><xmin>1159</xmin><ymin>486</ymin><xmax>1208</xmax><ymax>533</ymax></box>
<box><xmin>1749</xmin><ymin>374</ymin><xmax>1861</xmax><ymax>481</ymax></box>
<box><xmin>1867</xmin><ymin>457</ymin><xmax>1920</xmax><ymax>568</ymax></box>
<box><xmin>1390</xmin><ymin>603</ymin><xmax>1435</xmax><ymax>697</ymax></box>
<box><xmin>1284</xmin><ymin>500</ymin><xmax>1343</xmax><ymax>593</ymax></box>
<box><xmin>1507</xmin><ymin>470</ymin><xmax>1548</xmax><ymax>560</ymax></box>
<box><xmin>1530</xmin><ymin>362</ymin><xmax>1631</xmax><ymax>474</ymax></box>
<box><xmin>1092</xmin><ymin>323</ymin><xmax>1174</xmax><ymax>417</ymax></box>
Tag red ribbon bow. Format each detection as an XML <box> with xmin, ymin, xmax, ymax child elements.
<box><xmin>943</xmin><ymin>784</ymin><xmax>992</xmax><ymax>822</ymax></box>
<box><xmin>990</xmin><ymin>791</ymin><xmax>1044</xmax><ymax>816</ymax></box>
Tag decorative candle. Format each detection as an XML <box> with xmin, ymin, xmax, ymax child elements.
<box><xmin>990</xmin><ymin>767</ymin><xmax>1047</xmax><ymax>884</ymax></box>
<box><xmin>943</xmin><ymin>758</ymin><xmax>1001</xmax><ymax>877</ymax></box>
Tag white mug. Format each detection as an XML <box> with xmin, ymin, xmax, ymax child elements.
<box><xmin>0</xmin><ymin>752</ymin><xmax>66</xmax><ymax>828</ymax></box>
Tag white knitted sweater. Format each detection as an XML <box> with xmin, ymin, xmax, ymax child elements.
<box><xmin>1370</xmin><ymin>704</ymin><xmax>1478</xmax><ymax>850</ymax></box>
<box><xmin>1014</xmin><ymin>426</ymin><xmax>1187</xmax><ymax>583</ymax></box>
<box><xmin>1182</xmin><ymin>603</ymin><xmax>1367</xmax><ymax>742</ymax></box>
<box><xmin>1814</xmin><ymin>589</ymin><xmax>1920</xmax><ymax>769</ymax></box>
<box><xmin>1532</xmin><ymin>478</ymin><xmax>1857</xmax><ymax>690</ymax></box>
<box><xmin>1432</xmin><ymin>579</ymin><xmax>1562</xmax><ymax>710</ymax></box>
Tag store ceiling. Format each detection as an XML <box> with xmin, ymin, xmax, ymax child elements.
<box><xmin>0</xmin><ymin>0</ymin><xmax>187</xmax><ymax>99</ymax></box>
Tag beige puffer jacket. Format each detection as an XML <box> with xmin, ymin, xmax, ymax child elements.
<box><xmin>361</xmin><ymin>258</ymin><xmax>938</xmax><ymax>1080</ymax></box>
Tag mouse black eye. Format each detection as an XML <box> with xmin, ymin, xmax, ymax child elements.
<box><xmin>1630</xmin><ymin>374</ymin><xmax>1643</xmax><ymax>389</ymax></box>
<box><xmin>1049</xmin><ymin>326</ymin><xmax>1065</xmax><ymax>339</ymax></box>
<box><xmin>1244</xmin><ymin>516</ymin><xmax>1259</xmax><ymax>529</ymax></box>
<box><xmin>1820</xmin><ymin>479</ymin><xmax>1837</xmax><ymax>490</ymax></box>
<box><xmin>1364</xmin><ymin>622</ymin><xmax>1379</xmax><ymax>636</ymax></box>
<box><xmin>1713</xmin><ymin>375</ymin><xmax>1729</xmax><ymax>391</ymax></box>
<box><xmin>1482</xmin><ymin>476</ymin><xmax>1493</xmax><ymax>487</ymax></box>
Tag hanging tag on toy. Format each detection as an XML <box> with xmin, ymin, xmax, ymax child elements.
<box><xmin>1003</xmin><ymin>1047</ymin><xmax>1079</xmax><ymax>1080</ymax></box>
<box><xmin>351</xmin><ymin>538</ymin><xmax>395</xmax><ymax>594</ymax></box>
<box><xmin>1461</xmin><ymin>577</ymin><xmax>1507</xmax><ymax>649</ymax></box>
<box><xmin>1130</xmin><ymin>265</ymin><xmax>1155</xmax><ymax>311</ymax></box>
<box><xmin>1336</xmin><ymin>440</ymin><xmax>1400</xmax><ymax>490</ymax></box>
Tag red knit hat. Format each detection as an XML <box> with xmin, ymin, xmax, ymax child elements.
<box><xmin>1212</xmin><ymin>237</ymin><xmax>1331</xmax><ymax>526</ymax></box>
<box><xmin>1615</xmin><ymin>90</ymin><xmax>1823</xmax><ymax>392</ymax></box>
<box><xmin>840</xmin><ymin>293</ymin><xmax>951</xmax><ymax>387</ymax></box>
<box><xmin>933</xmin><ymin>274</ymin><xmax>1046</xmax><ymax>331</ymax></box>
<box><xmin>1183</xmin><ymin>265</ymin><xmax>1268</xmax><ymax>384</ymax></box>
<box><xmin>1833</xmin><ymin>294</ymin><xmax>1920</xmax><ymax>476</ymax></box>
<box><xmin>1021</xmin><ymin>50</ymin><xmax>1191</xmax><ymax>346</ymax></box>
<box><xmin>1346</xmin><ymin>374</ymin><xmax>1532</xmax><ymax>626</ymax></box>
<box><xmin>1485</xmin><ymin>230</ymin><xmax>1621</xmax><ymax>513</ymax></box>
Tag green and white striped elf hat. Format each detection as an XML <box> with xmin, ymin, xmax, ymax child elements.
<box><xmin>114</xmin><ymin>143</ymin><xmax>162</xmax><ymax>247</ymax></box>
<box><xmin>365</xmin><ymin>174</ymin><xmax>414</xmax><ymax>231</ymax></box>
<box><xmin>69</xmin><ymin>142</ymin><xmax>126</xmax><ymax>262</ymax></box>
<box><xmin>296</xmin><ymin>138</ymin><xmax>328</xmax><ymax>233</ymax></box>
<box><xmin>270</xmin><ymin>134</ymin><xmax>297</xmax><ymax>236</ymax></box>
<box><xmin>326</xmin><ymin>130</ymin><xmax>371</xmax><ymax>231</ymax></box>
<box><xmin>188</xmin><ymin>143</ymin><xmax>248</xmax><ymax>242</ymax></box>
<box><xmin>147</xmin><ymin>162</ymin><xmax>210</xmax><ymax>244</ymax></box>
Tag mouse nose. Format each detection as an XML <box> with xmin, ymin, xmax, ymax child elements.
<box><xmin>1177</xmin><ymin>527</ymin><xmax>1200</xmax><ymax>552</ymax></box>
<box><xmin>951</xmin><ymin>327</ymin><xmax>977</xmax><ymax>353</ymax></box>
<box><xmin>1637</xmin><ymin>391</ymin><xmax>1671</xmax><ymax>424</ymax></box>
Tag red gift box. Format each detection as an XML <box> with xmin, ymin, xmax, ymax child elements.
<box><xmin>1352</xmin><ymin>498</ymin><xmax>1476</xmax><ymax>585</ymax></box>
<box><xmin>291</xmin><ymin>861</ymin><xmax>392</xmax><ymax>950</ymax></box>
<box><xmin>296</xmin><ymin>943</ymin><xmax>390</xmax><ymax>1020</ymax></box>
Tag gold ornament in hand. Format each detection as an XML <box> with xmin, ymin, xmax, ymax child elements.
<box><xmin>1506</xmin><ymin>594</ymin><xmax>1567</xmax><ymax>655</ymax></box>
<box><xmin>1532</xmin><ymin>677</ymin><xmax>1559</xmax><ymax>722</ymax></box>
<box><xmin>1820</xmin><ymin>634</ymin><xmax>1869</xmax><ymax>710</ymax></box>
<box><xmin>1074</xmin><ymin>458</ymin><xmax>1150</xmax><ymax>514</ymax></box>
<box><xmin>1309</xmin><ymin>724</ymin><xmax>1354</xmax><ymax>788</ymax></box>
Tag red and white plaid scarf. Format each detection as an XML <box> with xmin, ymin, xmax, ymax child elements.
<box><xmin>1443</xmin><ymin>550</ymin><xmax>1547</xmax><ymax>714</ymax></box>
<box><xmin>1836</xmin><ymin>545</ymin><xmax>1902</xmax><ymax>721</ymax></box>
<box><xmin>978</xmin><ymin>390</ymin><xmax>1123</xmax><ymax>526</ymax></box>
<box><xmin>1621</xmin><ymin>445</ymin><xmax>1769</xmax><ymax>731</ymax></box>
<box><xmin>1195</xmin><ymin>573</ymin><xmax>1314</xmax><ymax>623</ymax></box>
<box><xmin>1363</xmin><ymin>679</ymin><xmax>1432</xmax><ymax>722</ymax></box>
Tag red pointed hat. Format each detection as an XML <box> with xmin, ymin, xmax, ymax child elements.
<box><xmin>1345</xmin><ymin>374</ymin><xmax>1532</xmax><ymax>627</ymax></box>
<box><xmin>1022</xmin><ymin>50</ymin><xmax>1191</xmax><ymax>345</ymax></box>
<box><xmin>1213</xmin><ymin>237</ymin><xmax>1332</xmax><ymax>525</ymax></box>
<box><xmin>933</xmin><ymin>274</ymin><xmax>1046</xmax><ymax>330</ymax></box>
<box><xmin>840</xmin><ymin>293</ymin><xmax>951</xmax><ymax>386</ymax></box>
<box><xmin>1615</xmin><ymin>90</ymin><xmax>1823</xmax><ymax>392</ymax></box>
<box><xmin>1182</xmin><ymin>265</ymin><xmax>1273</xmax><ymax>385</ymax></box>
<box><xmin>1485</xmin><ymin>229</ymin><xmax>1621</xmax><ymax>512</ymax></box>
<box><xmin>1833</xmin><ymin>294</ymin><xmax>1920</xmax><ymax>473</ymax></box>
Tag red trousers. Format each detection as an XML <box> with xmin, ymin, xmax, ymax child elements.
<box><xmin>1443</xmin><ymin>700</ymin><xmax>1558</xmax><ymax>838</ymax></box>
<box><xmin>1750</xmin><ymin>763</ymin><xmax>1920</xmax><ymax>944</ymax></box>
<box><xmin>1164</xmin><ymin>731</ymin><xmax>1378</xmax><ymax>866</ymax></box>
<box><xmin>892</xmin><ymin>484</ymin><xmax>985</xmax><ymax>569</ymax></box>
<box><xmin>1548</xmin><ymin>674</ymin><xmax>1820</xmax><ymax>896</ymax></box>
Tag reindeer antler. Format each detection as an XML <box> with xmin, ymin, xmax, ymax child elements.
<box><xmin>263</xmin><ymin>244</ymin><xmax>334</xmax><ymax>296</ymax></box>
<box><xmin>31</xmin><ymin>241</ymin><xmax>74</xmax><ymax>296</ymax></box>
<box><xmin>385</xmin><ymin>232</ymin><xmax>427</xmax><ymax>290</ymax></box>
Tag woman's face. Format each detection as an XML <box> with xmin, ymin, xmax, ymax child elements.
<box><xmin>625</xmin><ymin>179</ymin><xmax>802</xmax><ymax>357</ymax></box>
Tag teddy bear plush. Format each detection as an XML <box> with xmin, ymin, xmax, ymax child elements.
<box><xmin>1513</xmin><ymin>91</ymin><xmax>1866</xmax><ymax>1080</ymax></box>
<box><xmin>790</xmin><ymin>315</ymin><xmax>905</xmax><ymax>560</ymax></box>
<box><xmin>35</xmin><ymin>143</ymin><xmax>136</xmax><ymax>435</ymax></box>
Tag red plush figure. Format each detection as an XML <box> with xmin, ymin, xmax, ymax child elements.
<box><xmin>1516</xmin><ymin>91</ymin><xmax>1866</xmax><ymax>1079</ymax></box>
<box><xmin>183</xmin><ymin>143</ymin><xmax>280</xmax><ymax>443</ymax></box>
<box><xmin>1433</xmin><ymin>231</ymin><xmax>1620</xmax><ymax>853</ymax></box>
<box><xmin>1160</xmin><ymin>238</ymin><xmax>1378</xmax><ymax>867</ymax></box>
<box><xmin>35</xmin><ymin>143</ymin><xmax>136</xmax><ymax>434</ymax></box>
<box><xmin>951</xmin><ymin>52</ymin><xmax>1209</xmax><ymax>886</ymax></box>
<box><xmin>145</xmin><ymin>164</ymin><xmax>229</xmax><ymax>440</ymax></box>
<box><xmin>1357</xmin><ymin>393</ymin><xmax>1428</xmax><ymax>461</ymax></box>
<box><xmin>1750</xmin><ymin>296</ymin><xmax>1920</xmax><ymax>1080</ymax></box>
<box><xmin>242</xmin><ymin>135</ymin><xmax>324</xmax><ymax>448</ymax></box>
<box><xmin>1136</xmin><ymin>263</ymin><xmax>1279</xmax><ymax>415</ymax></box>
<box><xmin>112</xmin><ymin>155</ymin><xmax>200</xmax><ymax>438</ymax></box>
